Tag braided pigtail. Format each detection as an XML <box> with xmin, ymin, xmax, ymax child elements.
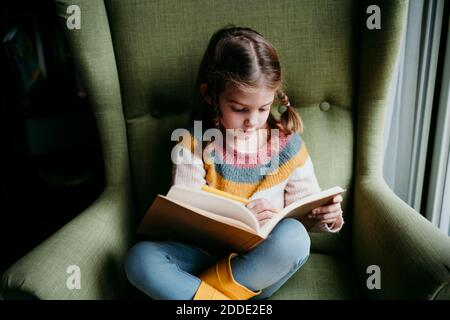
<box><xmin>276</xmin><ymin>90</ymin><xmax>303</xmax><ymax>134</ymax></box>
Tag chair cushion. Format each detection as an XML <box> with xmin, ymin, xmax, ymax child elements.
<box><xmin>269</xmin><ymin>252</ymin><xmax>362</xmax><ymax>299</ymax></box>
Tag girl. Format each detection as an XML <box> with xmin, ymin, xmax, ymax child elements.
<box><xmin>124</xmin><ymin>25</ymin><xmax>344</xmax><ymax>300</ymax></box>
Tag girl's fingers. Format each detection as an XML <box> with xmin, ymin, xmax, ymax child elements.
<box><xmin>315</xmin><ymin>211</ymin><xmax>341</xmax><ymax>220</ymax></box>
<box><xmin>312</xmin><ymin>203</ymin><xmax>341</xmax><ymax>215</ymax></box>
<box><xmin>333</xmin><ymin>195</ymin><xmax>343</xmax><ymax>203</ymax></box>
<box><xmin>308</xmin><ymin>209</ymin><xmax>342</xmax><ymax>219</ymax></box>
<box><xmin>256</xmin><ymin>210</ymin><xmax>274</xmax><ymax>221</ymax></box>
<box><xmin>247</xmin><ymin>201</ymin><xmax>277</xmax><ymax>214</ymax></box>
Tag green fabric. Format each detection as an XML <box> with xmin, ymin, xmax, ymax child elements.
<box><xmin>54</xmin><ymin>0</ymin><xmax>131</xmax><ymax>188</ymax></box>
<box><xmin>2</xmin><ymin>0</ymin><xmax>450</xmax><ymax>300</ymax></box>
<box><xmin>354</xmin><ymin>177</ymin><xmax>450</xmax><ymax>299</ymax></box>
<box><xmin>270</xmin><ymin>253</ymin><xmax>361</xmax><ymax>300</ymax></box>
<box><xmin>433</xmin><ymin>283</ymin><xmax>450</xmax><ymax>300</ymax></box>
<box><xmin>1</xmin><ymin>187</ymin><xmax>135</xmax><ymax>299</ymax></box>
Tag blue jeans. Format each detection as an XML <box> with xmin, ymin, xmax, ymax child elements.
<box><xmin>124</xmin><ymin>218</ymin><xmax>310</xmax><ymax>300</ymax></box>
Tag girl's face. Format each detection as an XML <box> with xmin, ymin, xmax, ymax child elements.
<box><xmin>217</xmin><ymin>85</ymin><xmax>276</xmax><ymax>139</ymax></box>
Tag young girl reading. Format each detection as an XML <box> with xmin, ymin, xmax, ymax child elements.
<box><xmin>124</xmin><ymin>25</ymin><xmax>344</xmax><ymax>300</ymax></box>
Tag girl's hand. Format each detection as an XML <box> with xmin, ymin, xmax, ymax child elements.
<box><xmin>308</xmin><ymin>195</ymin><xmax>343</xmax><ymax>228</ymax></box>
<box><xmin>246</xmin><ymin>198</ymin><xmax>277</xmax><ymax>227</ymax></box>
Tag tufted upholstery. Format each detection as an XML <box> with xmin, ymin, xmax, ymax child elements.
<box><xmin>2</xmin><ymin>0</ymin><xmax>450</xmax><ymax>300</ymax></box>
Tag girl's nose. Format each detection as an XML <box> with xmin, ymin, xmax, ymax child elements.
<box><xmin>245</xmin><ymin>112</ymin><xmax>258</xmax><ymax>127</ymax></box>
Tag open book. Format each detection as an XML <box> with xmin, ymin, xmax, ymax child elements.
<box><xmin>137</xmin><ymin>185</ymin><xmax>346</xmax><ymax>256</ymax></box>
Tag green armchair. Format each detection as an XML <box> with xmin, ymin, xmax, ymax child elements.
<box><xmin>2</xmin><ymin>0</ymin><xmax>449</xmax><ymax>300</ymax></box>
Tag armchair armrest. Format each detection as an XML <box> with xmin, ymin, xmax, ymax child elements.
<box><xmin>1</xmin><ymin>185</ymin><xmax>136</xmax><ymax>300</ymax></box>
<box><xmin>353</xmin><ymin>176</ymin><xmax>450</xmax><ymax>299</ymax></box>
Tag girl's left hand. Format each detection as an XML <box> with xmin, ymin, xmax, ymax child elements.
<box><xmin>308</xmin><ymin>195</ymin><xmax>343</xmax><ymax>226</ymax></box>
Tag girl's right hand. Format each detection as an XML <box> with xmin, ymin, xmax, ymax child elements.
<box><xmin>246</xmin><ymin>198</ymin><xmax>278</xmax><ymax>226</ymax></box>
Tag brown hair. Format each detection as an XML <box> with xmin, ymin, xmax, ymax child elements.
<box><xmin>191</xmin><ymin>24</ymin><xmax>303</xmax><ymax>134</ymax></box>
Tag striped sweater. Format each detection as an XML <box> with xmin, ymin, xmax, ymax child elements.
<box><xmin>171</xmin><ymin>127</ymin><xmax>343</xmax><ymax>233</ymax></box>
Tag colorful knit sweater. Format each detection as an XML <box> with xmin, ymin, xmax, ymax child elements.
<box><xmin>171</xmin><ymin>127</ymin><xmax>343</xmax><ymax>233</ymax></box>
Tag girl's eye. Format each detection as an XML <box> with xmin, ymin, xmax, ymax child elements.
<box><xmin>231</xmin><ymin>106</ymin><xmax>270</xmax><ymax>112</ymax></box>
<box><xmin>231</xmin><ymin>106</ymin><xmax>246</xmax><ymax>112</ymax></box>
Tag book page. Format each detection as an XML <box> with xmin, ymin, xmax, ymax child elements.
<box><xmin>167</xmin><ymin>185</ymin><xmax>260</xmax><ymax>233</ymax></box>
<box><xmin>259</xmin><ymin>186</ymin><xmax>346</xmax><ymax>237</ymax></box>
<box><xmin>160</xmin><ymin>196</ymin><xmax>257</xmax><ymax>234</ymax></box>
<box><xmin>282</xmin><ymin>186</ymin><xmax>345</xmax><ymax>214</ymax></box>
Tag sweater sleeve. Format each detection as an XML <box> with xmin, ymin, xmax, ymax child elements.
<box><xmin>171</xmin><ymin>133</ymin><xmax>207</xmax><ymax>190</ymax></box>
<box><xmin>284</xmin><ymin>154</ymin><xmax>322</xmax><ymax>206</ymax></box>
<box><xmin>284</xmin><ymin>146</ymin><xmax>344</xmax><ymax>233</ymax></box>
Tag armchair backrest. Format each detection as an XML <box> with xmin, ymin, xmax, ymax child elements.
<box><xmin>55</xmin><ymin>0</ymin><xmax>406</xmax><ymax>254</ymax></box>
